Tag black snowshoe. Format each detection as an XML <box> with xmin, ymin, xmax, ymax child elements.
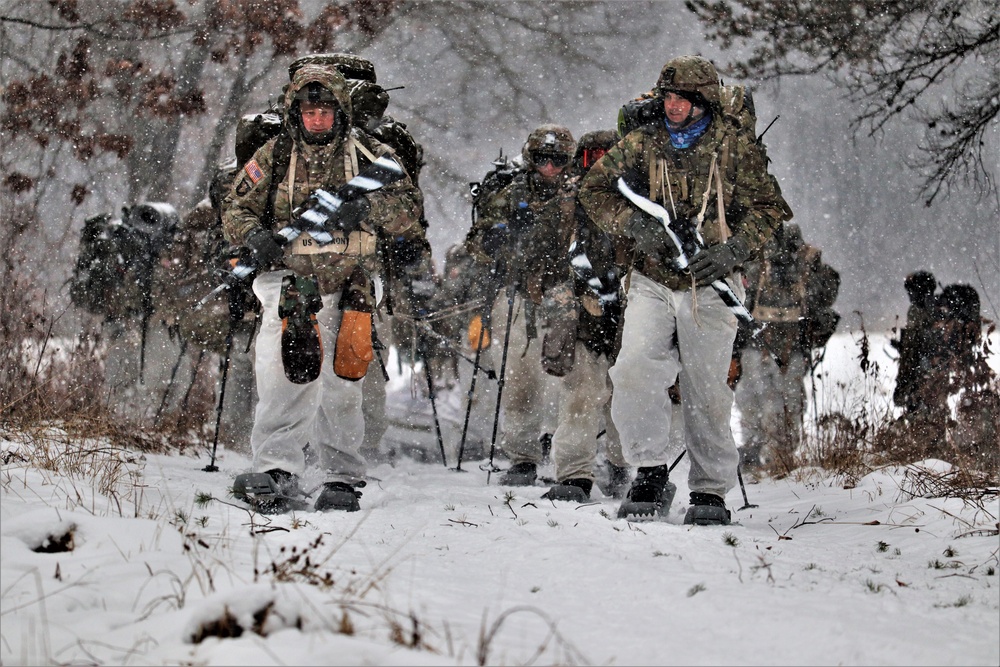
<box><xmin>232</xmin><ymin>468</ymin><xmax>310</xmax><ymax>514</ymax></box>
<box><xmin>683</xmin><ymin>492</ymin><xmax>731</xmax><ymax>526</ymax></box>
<box><xmin>617</xmin><ymin>465</ymin><xmax>676</xmax><ymax>520</ymax></box>
<box><xmin>498</xmin><ymin>462</ymin><xmax>537</xmax><ymax>486</ymax></box>
<box><xmin>542</xmin><ymin>478</ymin><xmax>592</xmax><ymax>502</ymax></box>
<box><xmin>314</xmin><ymin>481</ymin><xmax>365</xmax><ymax>512</ymax></box>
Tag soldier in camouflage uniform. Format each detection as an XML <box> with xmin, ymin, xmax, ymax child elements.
<box><xmin>735</xmin><ymin>224</ymin><xmax>839</xmax><ymax>472</ymax></box>
<box><xmin>579</xmin><ymin>55</ymin><xmax>792</xmax><ymax>524</ymax></box>
<box><xmin>466</xmin><ymin>125</ymin><xmax>626</xmax><ymax>500</ymax></box>
<box><xmin>223</xmin><ymin>63</ymin><xmax>422</xmax><ymax>512</ymax></box>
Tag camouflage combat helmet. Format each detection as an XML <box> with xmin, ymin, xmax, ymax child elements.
<box><xmin>288</xmin><ymin>53</ymin><xmax>376</xmax><ymax>83</ymax></box>
<box><xmin>521</xmin><ymin>124</ymin><xmax>576</xmax><ymax>171</ymax></box>
<box><xmin>654</xmin><ymin>55</ymin><xmax>721</xmax><ymax>110</ymax></box>
<box><xmin>573</xmin><ymin>129</ymin><xmax>618</xmax><ymax>171</ymax></box>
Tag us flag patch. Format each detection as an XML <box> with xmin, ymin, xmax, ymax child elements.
<box><xmin>245</xmin><ymin>159</ymin><xmax>264</xmax><ymax>183</ymax></box>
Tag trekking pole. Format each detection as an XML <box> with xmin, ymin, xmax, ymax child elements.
<box><xmin>203</xmin><ymin>328</ymin><xmax>233</xmax><ymax>473</ymax></box>
<box><xmin>482</xmin><ymin>281</ymin><xmax>517</xmax><ymax>483</ymax></box>
<box><xmin>736</xmin><ymin>465</ymin><xmax>757</xmax><ymax>510</ymax></box>
<box><xmin>418</xmin><ymin>322</ymin><xmax>448</xmax><ymax>468</ymax></box>
<box><xmin>154</xmin><ymin>338</ymin><xmax>188</xmax><ymax>427</ymax></box>
<box><xmin>455</xmin><ymin>311</ymin><xmax>488</xmax><ymax>472</ymax></box>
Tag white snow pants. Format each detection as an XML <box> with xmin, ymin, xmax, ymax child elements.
<box><xmin>250</xmin><ymin>270</ymin><xmax>366</xmax><ymax>482</ymax></box>
<box><xmin>610</xmin><ymin>272</ymin><xmax>740</xmax><ymax>498</ymax></box>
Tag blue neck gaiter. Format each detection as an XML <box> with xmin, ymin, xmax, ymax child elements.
<box><xmin>666</xmin><ymin>111</ymin><xmax>712</xmax><ymax>149</ymax></box>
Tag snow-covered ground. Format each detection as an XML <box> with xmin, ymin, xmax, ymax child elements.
<box><xmin>2</xmin><ymin>332</ymin><xmax>998</xmax><ymax>666</ymax></box>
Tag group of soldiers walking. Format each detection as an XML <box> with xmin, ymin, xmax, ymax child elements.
<box><xmin>85</xmin><ymin>50</ymin><xmax>998</xmax><ymax>524</ymax></box>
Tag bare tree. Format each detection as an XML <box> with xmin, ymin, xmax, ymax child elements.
<box><xmin>685</xmin><ymin>0</ymin><xmax>999</xmax><ymax>204</ymax></box>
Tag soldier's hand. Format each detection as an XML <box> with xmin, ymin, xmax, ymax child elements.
<box><xmin>333</xmin><ymin>195</ymin><xmax>371</xmax><ymax>233</ymax></box>
<box><xmin>244</xmin><ymin>227</ymin><xmax>285</xmax><ymax>269</ymax></box>
<box><xmin>624</xmin><ymin>210</ymin><xmax>675</xmax><ymax>264</ymax></box>
<box><xmin>689</xmin><ymin>238</ymin><xmax>750</xmax><ymax>285</ymax></box>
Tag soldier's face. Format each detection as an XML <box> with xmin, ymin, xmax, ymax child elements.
<box><xmin>300</xmin><ymin>101</ymin><xmax>337</xmax><ymax>135</ymax></box>
<box><xmin>662</xmin><ymin>92</ymin><xmax>703</xmax><ymax>127</ymax></box>
<box><xmin>536</xmin><ymin>159</ymin><xmax>565</xmax><ymax>182</ymax></box>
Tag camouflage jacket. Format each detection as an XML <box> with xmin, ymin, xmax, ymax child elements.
<box><xmin>223</xmin><ymin>64</ymin><xmax>422</xmax><ymax>297</ymax></box>
<box><xmin>578</xmin><ymin>117</ymin><xmax>792</xmax><ymax>290</ymax></box>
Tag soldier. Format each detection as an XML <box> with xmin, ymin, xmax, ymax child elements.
<box><xmin>151</xmin><ymin>164</ymin><xmax>257</xmax><ymax>456</ymax></box>
<box><xmin>735</xmin><ymin>223</ymin><xmax>840</xmax><ymax>472</ymax></box>
<box><xmin>891</xmin><ymin>270</ymin><xmax>939</xmax><ymax>415</ymax></box>
<box><xmin>579</xmin><ymin>55</ymin><xmax>792</xmax><ymax>524</ymax></box>
<box><xmin>223</xmin><ymin>62</ymin><xmax>422</xmax><ymax>513</ymax></box>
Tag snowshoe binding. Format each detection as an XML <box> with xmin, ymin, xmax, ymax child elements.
<box><xmin>617</xmin><ymin>465</ymin><xmax>676</xmax><ymax>520</ymax></box>
<box><xmin>498</xmin><ymin>462</ymin><xmax>537</xmax><ymax>487</ymax></box>
<box><xmin>542</xmin><ymin>478</ymin><xmax>592</xmax><ymax>502</ymax></box>
<box><xmin>683</xmin><ymin>492</ymin><xmax>732</xmax><ymax>526</ymax></box>
<box><xmin>314</xmin><ymin>480</ymin><xmax>365</xmax><ymax>512</ymax></box>
<box><xmin>232</xmin><ymin>468</ymin><xmax>310</xmax><ymax>514</ymax></box>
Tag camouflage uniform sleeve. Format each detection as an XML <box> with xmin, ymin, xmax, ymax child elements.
<box><xmin>222</xmin><ymin>140</ymin><xmax>277</xmax><ymax>245</ymax></box>
<box><xmin>578</xmin><ymin>131</ymin><xmax>648</xmax><ymax>236</ymax></box>
<box><xmin>727</xmin><ymin>138</ymin><xmax>793</xmax><ymax>257</ymax></box>
<box><xmin>356</xmin><ymin>132</ymin><xmax>423</xmax><ymax>236</ymax></box>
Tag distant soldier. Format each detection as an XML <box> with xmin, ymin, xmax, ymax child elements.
<box><xmin>891</xmin><ymin>270</ymin><xmax>939</xmax><ymax>415</ymax></box>
<box><xmin>735</xmin><ymin>223</ymin><xmax>840</xmax><ymax>472</ymax></box>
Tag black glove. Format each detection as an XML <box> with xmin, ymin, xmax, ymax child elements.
<box><xmin>333</xmin><ymin>195</ymin><xmax>371</xmax><ymax>233</ymax></box>
<box><xmin>624</xmin><ymin>210</ymin><xmax>675</xmax><ymax>263</ymax></box>
<box><xmin>509</xmin><ymin>201</ymin><xmax>535</xmax><ymax>232</ymax></box>
<box><xmin>481</xmin><ymin>224</ymin><xmax>510</xmax><ymax>256</ymax></box>
<box><xmin>688</xmin><ymin>237</ymin><xmax>751</xmax><ymax>285</ymax></box>
<box><xmin>244</xmin><ymin>227</ymin><xmax>285</xmax><ymax>269</ymax></box>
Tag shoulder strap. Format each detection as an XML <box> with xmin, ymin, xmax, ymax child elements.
<box><xmin>263</xmin><ymin>130</ymin><xmax>294</xmax><ymax>228</ymax></box>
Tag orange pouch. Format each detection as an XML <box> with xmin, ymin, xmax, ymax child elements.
<box><xmin>334</xmin><ymin>309</ymin><xmax>374</xmax><ymax>381</ymax></box>
<box><xmin>467</xmin><ymin>314</ymin><xmax>491</xmax><ymax>350</ymax></box>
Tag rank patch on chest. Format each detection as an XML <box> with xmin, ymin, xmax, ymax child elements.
<box><xmin>244</xmin><ymin>159</ymin><xmax>264</xmax><ymax>184</ymax></box>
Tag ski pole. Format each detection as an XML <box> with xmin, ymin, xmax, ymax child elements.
<box><xmin>203</xmin><ymin>328</ymin><xmax>232</xmax><ymax>473</ymax></box>
<box><xmin>154</xmin><ymin>338</ymin><xmax>188</xmax><ymax>427</ymax></box>
<box><xmin>736</xmin><ymin>464</ymin><xmax>757</xmax><ymax>510</ymax></box>
<box><xmin>415</xmin><ymin>318</ymin><xmax>448</xmax><ymax>468</ymax></box>
<box><xmin>482</xmin><ymin>281</ymin><xmax>517</xmax><ymax>483</ymax></box>
<box><xmin>455</xmin><ymin>308</ymin><xmax>488</xmax><ymax>472</ymax></box>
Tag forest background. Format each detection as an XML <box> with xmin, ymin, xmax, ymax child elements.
<box><xmin>2</xmin><ymin>0</ymin><xmax>998</xmax><ymax>336</ymax></box>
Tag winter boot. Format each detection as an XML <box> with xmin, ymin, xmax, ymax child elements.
<box><xmin>314</xmin><ymin>480</ymin><xmax>365</xmax><ymax>512</ymax></box>
<box><xmin>683</xmin><ymin>492</ymin><xmax>732</xmax><ymax>526</ymax></box>
<box><xmin>539</xmin><ymin>433</ymin><xmax>553</xmax><ymax>463</ymax></box>
<box><xmin>617</xmin><ymin>465</ymin><xmax>676</xmax><ymax>520</ymax></box>
<box><xmin>542</xmin><ymin>478</ymin><xmax>592</xmax><ymax>502</ymax></box>
<box><xmin>605</xmin><ymin>462</ymin><xmax>632</xmax><ymax>499</ymax></box>
<box><xmin>232</xmin><ymin>468</ymin><xmax>310</xmax><ymax>514</ymax></box>
<box><xmin>498</xmin><ymin>462</ymin><xmax>537</xmax><ymax>486</ymax></box>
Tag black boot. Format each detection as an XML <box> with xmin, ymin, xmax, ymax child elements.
<box><xmin>498</xmin><ymin>462</ymin><xmax>537</xmax><ymax>486</ymax></box>
<box><xmin>542</xmin><ymin>478</ymin><xmax>593</xmax><ymax>502</ymax></box>
<box><xmin>617</xmin><ymin>465</ymin><xmax>676</xmax><ymax>520</ymax></box>
<box><xmin>232</xmin><ymin>468</ymin><xmax>310</xmax><ymax>514</ymax></box>
<box><xmin>315</xmin><ymin>480</ymin><xmax>365</xmax><ymax>512</ymax></box>
<box><xmin>683</xmin><ymin>491</ymin><xmax>731</xmax><ymax>526</ymax></box>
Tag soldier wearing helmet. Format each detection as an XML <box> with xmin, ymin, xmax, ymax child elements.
<box><xmin>579</xmin><ymin>55</ymin><xmax>792</xmax><ymax>525</ymax></box>
<box><xmin>223</xmin><ymin>61</ymin><xmax>422</xmax><ymax>513</ymax></box>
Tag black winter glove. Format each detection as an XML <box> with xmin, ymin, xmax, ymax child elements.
<box><xmin>624</xmin><ymin>210</ymin><xmax>676</xmax><ymax>263</ymax></box>
<box><xmin>481</xmin><ymin>224</ymin><xmax>510</xmax><ymax>256</ymax></box>
<box><xmin>689</xmin><ymin>237</ymin><xmax>751</xmax><ymax>285</ymax></box>
<box><xmin>244</xmin><ymin>227</ymin><xmax>285</xmax><ymax>269</ymax></box>
<box><xmin>332</xmin><ymin>195</ymin><xmax>371</xmax><ymax>233</ymax></box>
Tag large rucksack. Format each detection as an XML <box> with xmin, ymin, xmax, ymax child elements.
<box><xmin>468</xmin><ymin>150</ymin><xmax>522</xmax><ymax>225</ymax></box>
<box><xmin>69</xmin><ymin>203</ymin><xmax>179</xmax><ymax>322</ymax></box>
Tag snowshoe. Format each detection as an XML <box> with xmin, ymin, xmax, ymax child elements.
<box><xmin>498</xmin><ymin>462</ymin><xmax>537</xmax><ymax>486</ymax></box>
<box><xmin>542</xmin><ymin>478</ymin><xmax>592</xmax><ymax>502</ymax></box>
<box><xmin>314</xmin><ymin>481</ymin><xmax>364</xmax><ymax>512</ymax></box>
<box><xmin>232</xmin><ymin>468</ymin><xmax>310</xmax><ymax>514</ymax></box>
<box><xmin>617</xmin><ymin>465</ymin><xmax>676</xmax><ymax>520</ymax></box>
<box><xmin>279</xmin><ymin>275</ymin><xmax>324</xmax><ymax>385</ymax></box>
<box><xmin>683</xmin><ymin>492</ymin><xmax>732</xmax><ymax>526</ymax></box>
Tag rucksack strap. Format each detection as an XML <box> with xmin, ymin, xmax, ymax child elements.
<box><xmin>263</xmin><ymin>131</ymin><xmax>294</xmax><ymax>228</ymax></box>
